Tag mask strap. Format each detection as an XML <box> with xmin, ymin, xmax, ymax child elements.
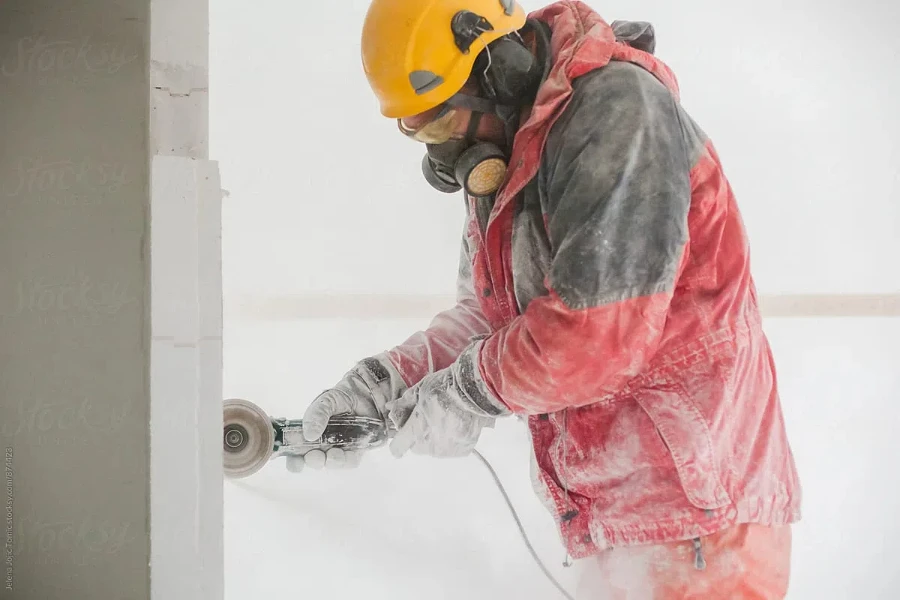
<box><xmin>465</xmin><ymin>111</ymin><xmax>482</xmax><ymax>143</ymax></box>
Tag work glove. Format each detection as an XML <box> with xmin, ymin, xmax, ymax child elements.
<box><xmin>285</xmin><ymin>354</ymin><xmax>407</xmax><ymax>473</ymax></box>
<box><xmin>387</xmin><ymin>340</ymin><xmax>511</xmax><ymax>458</ymax></box>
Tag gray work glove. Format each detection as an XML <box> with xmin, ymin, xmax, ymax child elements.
<box><xmin>387</xmin><ymin>340</ymin><xmax>511</xmax><ymax>458</ymax></box>
<box><xmin>285</xmin><ymin>354</ymin><xmax>407</xmax><ymax>473</ymax></box>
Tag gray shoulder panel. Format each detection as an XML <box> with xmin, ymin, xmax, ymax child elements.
<box><xmin>539</xmin><ymin>61</ymin><xmax>693</xmax><ymax>309</ymax></box>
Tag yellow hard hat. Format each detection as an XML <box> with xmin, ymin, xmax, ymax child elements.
<box><xmin>361</xmin><ymin>0</ymin><xmax>528</xmax><ymax>119</ymax></box>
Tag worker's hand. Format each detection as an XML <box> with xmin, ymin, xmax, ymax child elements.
<box><xmin>285</xmin><ymin>355</ymin><xmax>406</xmax><ymax>473</ymax></box>
<box><xmin>387</xmin><ymin>342</ymin><xmax>511</xmax><ymax>458</ymax></box>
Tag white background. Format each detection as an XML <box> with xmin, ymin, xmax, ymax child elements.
<box><xmin>211</xmin><ymin>0</ymin><xmax>900</xmax><ymax>598</ymax></box>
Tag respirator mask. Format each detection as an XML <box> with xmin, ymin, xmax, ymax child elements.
<box><xmin>399</xmin><ymin>14</ymin><xmax>549</xmax><ymax>198</ymax></box>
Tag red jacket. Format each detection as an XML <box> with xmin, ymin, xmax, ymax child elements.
<box><xmin>385</xmin><ymin>0</ymin><xmax>801</xmax><ymax>558</ymax></box>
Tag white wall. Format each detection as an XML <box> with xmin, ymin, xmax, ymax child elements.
<box><xmin>211</xmin><ymin>0</ymin><xmax>900</xmax><ymax>598</ymax></box>
<box><xmin>1</xmin><ymin>2</ymin><xmax>152</xmax><ymax>598</ymax></box>
<box><xmin>1</xmin><ymin>1</ymin><xmax>223</xmax><ymax>598</ymax></box>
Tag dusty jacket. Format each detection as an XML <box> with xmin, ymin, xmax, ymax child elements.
<box><xmin>382</xmin><ymin>0</ymin><xmax>802</xmax><ymax>558</ymax></box>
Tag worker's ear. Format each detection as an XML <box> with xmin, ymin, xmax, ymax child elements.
<box><xmin>473</xmin><ymin>35</ymin><xmax>542</xmax><ymax>105</ymax></box>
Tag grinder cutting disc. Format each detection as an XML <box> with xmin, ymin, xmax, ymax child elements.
<box><xmin>223</xmin><ymin>398</ymin><xmax>275</xmax><ymax>479</ymax></box>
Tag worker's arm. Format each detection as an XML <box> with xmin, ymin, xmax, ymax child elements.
<box><xmin>382</xmin><ymin>229</ymin><xmax>492</xmax><ymax>388</ymax></box>
<box><xmin>296</xmin><ymin>226</ymin><xmax>492</xmax><ymax>470</ymax></box>
<box><xmin>466</xmin><ymin>62</ymin><xmax>694</xmax><ymax>415</ymax></box>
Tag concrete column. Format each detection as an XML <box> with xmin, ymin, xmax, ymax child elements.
<box><xmin>0</xmin><ymin>0</ymin><xmax>222</xmax><ymax>598</ymax></box>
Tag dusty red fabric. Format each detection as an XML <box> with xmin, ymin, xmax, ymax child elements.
<box><xmin>575</xmin><ymin>524</ymin><xmax>793</xmax><ymax>599</ymax></box>
<box><xmin>480</xmin><ymin>1</ymin><xmax>800</xmax><ymax>558</ymax></box>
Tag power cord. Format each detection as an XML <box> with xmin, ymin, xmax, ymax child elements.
<box><xmin>472</xmin><ymin>449</ymin><xmax>576</xmax><ymax>600</ymax></box>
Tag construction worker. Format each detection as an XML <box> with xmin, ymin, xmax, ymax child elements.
<box><xmin>291</xmin><ymin>1</ymin><xmax>802</xmax><ymax>597</ymax></box>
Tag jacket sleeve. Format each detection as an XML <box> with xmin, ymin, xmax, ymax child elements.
<box><xmin>470</xmin><ymin>62</ymin><xmax>694</xmax><ymax>415</ymax></box>
<box><xmin>383</xmin><ymin>224</ymin><xmax>493</xmax><ymax>388</ymax></box>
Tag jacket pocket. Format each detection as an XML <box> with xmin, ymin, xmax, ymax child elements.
<box><xmin>631</xmin><ymin>371</ymin><xmax>732</xmax><ymax>510</ymax></box>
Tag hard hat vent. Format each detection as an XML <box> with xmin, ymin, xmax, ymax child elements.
<box><xmin>409</xmin><ymin>71</ymin><xmax>445</xmax><ymax>95</ymax></box>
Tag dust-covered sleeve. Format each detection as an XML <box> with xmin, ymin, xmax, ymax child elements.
<box><xmin>382</xmin><ymin>224</ymin><xmax>493</xmax><ymax>389</ymax></box>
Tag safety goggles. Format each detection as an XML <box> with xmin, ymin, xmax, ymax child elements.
<box><xmin>397</xmin><ymin>104</ymin><xmax>463</xmax><ymax>145</ymax></box>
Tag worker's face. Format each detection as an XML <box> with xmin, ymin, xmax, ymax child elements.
<box><xmin>397</xmin><ymin>79</ymin><xmax>481</xmax><ymax>145</ymax></box>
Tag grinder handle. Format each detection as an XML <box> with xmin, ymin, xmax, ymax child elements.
<box><xmin>317</xmin><ymin>414</ymin><xmax>389</xmax><ymax>449</ymax></box>
<box><xmin>280</xmin><ymin>414</ymin><xmax>389</xmax><ymax>452</ymax></box>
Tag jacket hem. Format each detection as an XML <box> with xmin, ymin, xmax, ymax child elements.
<box><xmin>571</xmin><ymin>495</ymin><xmax>801</xmax><ymax>559</ymax></box>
